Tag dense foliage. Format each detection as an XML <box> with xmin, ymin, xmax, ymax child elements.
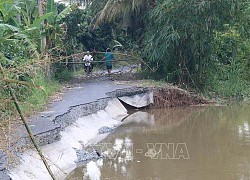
<box><xmin>0</xmin><ymin>0</ymin><xmax>75</xmax><ymax>118</ymax></box>
<box><xmin>142</xmin><ymin>1</ymin><xmax>250</xmax><ymax>94</ymax></box>
<box><xmin>1</xmin><ymin>0</ymin><xmax>250</xmax><ymax>108</ymax></box>
<box><xmin>87</xmin><ymin>0</ymin><xmax>250</xmax><ymax>98</ymax></box>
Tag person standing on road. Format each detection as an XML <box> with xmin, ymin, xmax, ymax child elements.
<box><xmin>101</xmin><ymin>48</ymin><xmax>114</xmax><ymax>75</ymax></box>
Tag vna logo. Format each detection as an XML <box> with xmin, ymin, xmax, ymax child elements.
<box><xmin>144</xmin><ymin>143</ymin><xmax>190</xmax><ymax>160</ymax></box>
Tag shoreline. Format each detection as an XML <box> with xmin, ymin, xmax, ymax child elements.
<box><xmin>9</xmin><ymin>98</ymin><xmax>128</xmax><ymax>179</ymax></box>
<box><xmin>2</xmin><ymin>77</ymin><xmax>209</xmax><ymax>180</ymax></box>
<box><xmin>8</xmin><ymin>82</ymin><xmax>154</xmax><ymax>179</ymax></box>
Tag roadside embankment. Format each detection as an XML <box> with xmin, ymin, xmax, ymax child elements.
<box><xmin>153</xmin><ymin>86</ymin><xmax>208</xmax><ymax>108</ymax></box>
<box><xmin>4</xmin><ymin>78</ymin><xmax>209</xmax><ymax>180</ymax></box>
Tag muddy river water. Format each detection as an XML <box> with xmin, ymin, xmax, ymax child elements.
<box><xmin>66</xmin><ymin>103</ymin><xmax>250</xmax><ymax>180</ymax></box>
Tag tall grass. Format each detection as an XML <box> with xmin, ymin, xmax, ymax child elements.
<box><xmin>205</xmin><ymin>58</ymin><xmax>249</xmax><ymax>99</ymax></box>
<box><xmin>19</xmin><ymin>73</ymin><xmax>60</xmax><ymax>116</ymax></box>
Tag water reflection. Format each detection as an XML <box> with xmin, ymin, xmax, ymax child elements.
<box><xmin>67</xmin><ymin>104</ymin><xmax>250</xmax><ymax>180</ymax></box>
<box><xmin>238</xmin><ymin>122</ymin><xmax>250</xmax><ymax>140</ymax></box>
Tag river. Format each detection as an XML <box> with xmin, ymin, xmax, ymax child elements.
<box><xmin>66</xmin><ymin>104</ymin><xmax>250</xmax><ymax>180</ymax></box>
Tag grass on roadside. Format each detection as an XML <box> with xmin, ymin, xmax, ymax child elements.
<box><xmin>19</xmin><ymin>74</ymin><xmax>60</xmax><ymax>116</ymax></box>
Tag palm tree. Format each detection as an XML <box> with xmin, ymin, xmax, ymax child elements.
<box><xmin>91</xmin><ymin>0</ymin><xmax>149</xmax><ymax>27</ymax></box>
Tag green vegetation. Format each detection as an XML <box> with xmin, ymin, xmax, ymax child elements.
<box><xmin>87</xmin><ymin>0</ymin><xmax>250</xmax><ymax>99</ymax></box>
<box><xmin>0</xmin><ymin>0</ymin><xmax>76</xmax><ymax>119</ymax></box>
<box><xmin>19</xmin><ymin>73</ymin><xmax>60</xmax><ymax>116</ymax></box>
<box><xmin>1</xmin><ymin>0</ymin><xmax>250</xmax><ymax>124</ymax></box>
<box><xmin>205</xmin><ymin>29</ymin><xmax>250</xmax><ymax>98</ymax></box>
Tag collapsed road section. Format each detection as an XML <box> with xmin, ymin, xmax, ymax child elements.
<box><xmin>4</xmin><ymin>80</ymin><xmax>207</xmax><ymax>180</ymax></box>
<box><xmin>8</xmin><ymin>85</ymin><xmax>154</xmax><ymax>180</ymax></box>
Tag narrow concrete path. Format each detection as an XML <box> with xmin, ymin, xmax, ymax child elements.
<box><xmin>18</xmin><ymin>79</ymin><xmax>130</xmax><ymax>139</ymax></box>
<box><xmin>9</xmin><ymin>77</ymin><xmax>136</xmax><ymax>180</ymax></box>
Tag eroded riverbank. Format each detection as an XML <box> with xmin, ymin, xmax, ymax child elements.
<box><xmin>67</xmin><ymin>104</ymin><xmax>250</xmax><ymax>180</ymax></box>
<box><xmin>3</xmin><ymin>77</ymin><xmax>208</xmax><ymax>180</ymax></box>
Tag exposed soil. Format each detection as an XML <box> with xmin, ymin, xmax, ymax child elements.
<box><xmin>1</xmin><ymin>70</ymin><xmax>210</xmax><ymax>179</ymax></box>
<box><xmin>153</xmin><ymin>87</ymin><xmax>209</xmax><ymax>108</ymax></box>
<box><xmin>66</xmin><ymin>72</ymin><xmax>210</xmax><ymax>108</ymax></box>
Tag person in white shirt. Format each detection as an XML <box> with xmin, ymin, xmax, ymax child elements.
<box><xmin>83</xmin><ymin>51</ymin><xmax>93</xmax><ymax>73</ymax></box>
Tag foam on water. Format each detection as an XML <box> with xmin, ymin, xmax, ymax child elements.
<box><xmin>85</xmin><ymin>161</ymin><xmax>101</xmax><ymax>180</ymax></box>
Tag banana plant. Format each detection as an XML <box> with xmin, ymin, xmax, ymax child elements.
<box><xmin>0</xmin><ymin>23</ymin><xmax>38</xmax><ymax>68</ymax></box>
<box><xmin>0</xmin><ymin>0</ymin><xmax>40</xmax><ymax>64</ymax></box>
<box><xmin>0</xmin><ymin>0</ymin><xmax>77</xmax><ymax>56</ymax></box>
<box><xmin>42</xmin><ymin>0</ymin><xmax>78</xmax><ymax>51</ymax></box>
<box><xmin>0</xmin><ymin>0</ymin><xmax>21</xmax><ymax>26</ymax></box>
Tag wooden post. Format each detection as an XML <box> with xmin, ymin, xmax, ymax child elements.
<box><xmin>8</xmin><ymin>87</ymin><xmax>56</xmax><ymax>180</ymax></box>
<box><xmin>0</xmin><ymin>63</ymin><xmax>56</xmax><ymax>180</ymax></box>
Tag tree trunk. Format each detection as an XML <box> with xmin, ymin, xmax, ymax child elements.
<box><xmin>38</xmin><ymin>0</ymin><xmax>46</xmax><ymax>53</ymax></box>
<box><xmin>38</xmin><ymin>0</ymin><xmax>51</xmax><ymax>79</ymax></box>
